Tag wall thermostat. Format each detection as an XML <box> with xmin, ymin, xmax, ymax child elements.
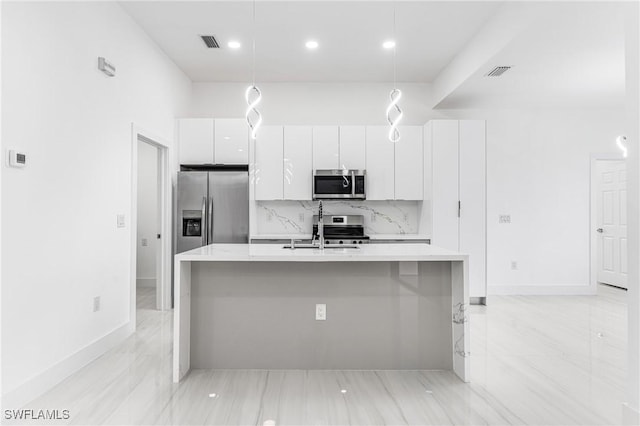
<box><xmin>8</xmin><ymin>150</ymin><xmax>26</xmax><ymax>168</ymax></box>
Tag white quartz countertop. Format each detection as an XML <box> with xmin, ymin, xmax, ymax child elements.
<box><xmin>368</xmin><ymin>234</ymin><xmax>430</xmax><ymax>240</ymax></box>
<box><xmin>250</xmin><ymin>234</ymin><xmax>430</xmax><ymax>241</ymax></box>
<box><xmin>176</xmin><ymin>243</ymin><xmax>466</xmax><ymax>262</ymax></box>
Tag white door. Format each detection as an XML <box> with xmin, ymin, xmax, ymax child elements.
<box><xmin>596</xmin><ymin>160</ymin><xmax>627</xmax><ymax>289</ymax></box>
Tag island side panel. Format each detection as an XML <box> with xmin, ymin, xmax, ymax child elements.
<box><xmin>173</xmin><ymin>259</ymin><xmax>192</xmax><ymax>382</ymax></box>
<box><xmin>451</xmin><ymin>258</ymin><xmax>470</xmax><ymax>382</ymax></box>
<box><xmin>189</xmin><ymin>261</ymin><xmax>453</xmax><ymax>370</ymax></box>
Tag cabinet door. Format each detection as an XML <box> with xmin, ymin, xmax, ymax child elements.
<box><xmin>394</xmin><ymin>126</ymin><xmax>423</xmax><ymax>200</ymax></box>
<box><xmin>339</xmin><ymin>126</ymin><xmax>366</xmax><ymax>170</ymax></box>
<box><xmin>178</xmin><ymin>118</ymin><xmax>214</xmax><ymax>164</ymax></box>
<box><xmin>312</xmin><ymin>126</ymin><xmax>339</xmax><ymax>170</ymax></box>
<box><xmin>284</xmin><ymin>126</ymin><xmax>313</xmax><ymax>200</ymax></box>
<box><xmin>431</xmin><ymin>120</ymin><xmax>459</xmax><ymax>251</ymax></box>
<box><xmin>254</xmin><ymin>126</ymin><xmax>283</xmax><ymax>200</ymax></box>
<box><xmin>459</xmin><ymin>120</ymin><xmax>486</xmax><ymax>298</ymax></box>
<box><xmin>214</xmin><ymin>118</ymin><xmax>248</xmax><ymax>164</ymax></box>
<box><xmin>365</xmin><ymin>126</ymin><xmax>395</xmax><ymax>200</ymax></box>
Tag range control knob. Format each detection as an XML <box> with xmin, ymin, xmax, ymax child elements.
<box><xmin>339</xmin><ymin>240</ymin><xmax>344</xmax><ymax>244</ymax></box>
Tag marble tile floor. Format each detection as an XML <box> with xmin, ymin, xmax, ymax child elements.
<box><xmin>136</xmin><ymin>286</ymin><xmax>156</xmax><ymax>310</ymax></box>
<box><xmin>11</xmin><ymin>285</ymin><xmax>627</xmax><ymax>425</ymax></box>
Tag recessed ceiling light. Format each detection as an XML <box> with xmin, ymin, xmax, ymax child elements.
<box><xmin>383</xmin><ymin>40</ymin><xmax>396</xmax><ymax>49</ymax></box>
<box><xmin>305</xmin><ymin>40</ymin><xmax>319</xmax><ymax>50</ymax></box>
<box><xmin>227</xmin><ymin>41</ymin><xmax>241</xmax><ymax>49</ymax></box>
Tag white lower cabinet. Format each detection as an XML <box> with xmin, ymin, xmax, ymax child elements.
<box><xmin>365</xmin><ymin>126</ymin><xmax>395</xmax><ymax>200</ymax></box>
<box><xmin>430</xmin><ymin>119</ymin><xmax>487</xmax><ymax>301</ymax></box>
<box><xmin>283</xmin><ymin>126</ymin><xmax>312</xmax><ymax>200</ymax></box>
<box><xmin>254</xmin><ymin>126</ymin><xmax>284</xmax><ymax>200</ymax></box>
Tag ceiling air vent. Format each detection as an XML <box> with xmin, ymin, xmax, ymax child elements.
<box><xmin>486</xmin><ymin>66</ymin><xmax>511</xmax><ymax>77</ymax></box>
<box><xmin>201</xmin><ymin>35</ymin><xmax>220</xmax><ymax>49</ymax></box>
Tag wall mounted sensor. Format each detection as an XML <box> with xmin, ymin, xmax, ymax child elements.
<box><xmin>8</xmin><ymin>150</ymin><xmax>26</xmax><ymax>168</ymax></box>
<box><xmin>98</xmin><ymin>57</ymin><xmax>116</xmax><ymax>77</ymax></box>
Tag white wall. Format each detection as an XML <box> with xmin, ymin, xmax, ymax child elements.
<box><xmin>136</xmin><ymin>141</ymin><xmax>158</xmax><ymax>287</ymax></box>
<box><xmin>1</xmin><ymin>2</ymin><xmax>191</xmax><ymax>406</ymax></box>
<box><xmin>191</xmin><ymin>82</ymin><xmax>442</xmax><ymax>125</ymax></box>
<box><xmin>624</xmin><ymin>1</ymin><xmax>640</xmax><ymax>420</ymax></box>
<box><xmin>441</xmin><ymin>108</ymin><xmax>625</xmax><ymax>294</ymax></box>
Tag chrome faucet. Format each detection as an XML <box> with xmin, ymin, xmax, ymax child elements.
<box><xmin>317</xmin><ymin>200</ymin><xmax>325</xmax><ymax>250</ymax></box>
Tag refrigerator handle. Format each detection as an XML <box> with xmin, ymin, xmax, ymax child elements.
<box><xmin>201</xmin><ymin>196</ymin><xmax>207</xmax><ymax>246</ymax></box>
<box><xmin>209</xmin><ymin>196</ymin><xmax>214</xmax><ymax>243</ymax></box>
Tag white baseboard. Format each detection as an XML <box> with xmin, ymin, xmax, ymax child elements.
<box><xmin>137</xmin><ymin>277</ymin><xmax>156</xmax><ymax>288</ymax></box>
<box><xmin>622</xmin><ymin>403</ymin><xmax>640</xmax><ymax>425</ymax></box>
<box><xmin>1</xmin><ymin>322</ymin><xmax>132</xmax><ymax>410</ymax></box>
<box><xmin>488</xmin><ymin>284</ymin><xmax>595</xmax><ymax>296</ymax></box>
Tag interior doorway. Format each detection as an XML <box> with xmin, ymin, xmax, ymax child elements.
<box><xmin>591</xmin><ymin>157</ymin><xmax>628</xmax><ymax>291</ymax></box>
<box><xmin>130</xmin><ymin>125</ymin><xmax>172</xmax><ymax>330</ymax></box>
<box><xmin>136</xmin><ymin>140</ymin><xmax>160</xmax><ymax>309</ymax></box>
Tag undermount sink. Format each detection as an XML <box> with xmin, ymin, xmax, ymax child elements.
<box><xmin>282</xmin><ymin>243</ymin><xmax>360</xmax><ymax>250</ymax></box>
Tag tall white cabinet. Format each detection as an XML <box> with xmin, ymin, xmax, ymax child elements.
<box><xmin>429</xmin><ymin>120</ymin><xmax>487</xmax><ymax>303</ymax></box>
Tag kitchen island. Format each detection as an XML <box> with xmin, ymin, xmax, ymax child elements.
<box><xmin>173</xmin><ymin>244</ymin><xmax>469</xmax><ymax>383</ymax></box>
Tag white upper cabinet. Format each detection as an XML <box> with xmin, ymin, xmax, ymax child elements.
<box><xmin>283</xmin><ymin>126</ymin><xmax>313</xmax><ymax>200</ymax></box>
<box><xmin>178</xmin><ymin>118</ymin><xmax>214</xmax><ymax>164</ymax></box>
<box><xmin>254</xmin><ymin>126</ymin><xmax>284</xmax><ymax>200</ymax></box>
<box><xmin>394</xmin><ymin>126</ymin><xmax>423</xmax><ymax>200</ymax></box>
<box><xmin>339</xmin><ymin>126</ymin><xmax>366</xmax><ymax>170</ymax></box>
<box><xmin>214</xmin><ymin>118</ymin><xmax>249</xmax><ymax>164</ymax></box>
<box><xmin>312</xmin><ymin>126</ymin><xmax>339</xmax><ymax>170</ymax></box>
<box><xmin>365</xmin><ymin>126</ymin><xmax>395</xmax><ymax>200</ymax></box>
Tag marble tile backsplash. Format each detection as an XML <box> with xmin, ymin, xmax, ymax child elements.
<box><xmin>256</xmin><ymin>200</ymin><xmax>420</xmax><ymax>235</ymax></box>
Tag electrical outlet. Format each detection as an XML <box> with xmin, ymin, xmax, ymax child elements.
<box><xmin>371</xmin><ymin>213</ymin><xmax>377</xmax><ymax>222</ymax></box>
<box><xmin>511</xmin><ymin>261</ymin><xmax>518</xmax><ymax>270</ymax></box>
<box><xmin>267</xmin><ymin>212</ymin><xmax>273</xmax><ymax>222</ymax></box>
<box><xmin>298</xmin><ymin>213</ymin><xmax>305</xmax><ymax>222</ymax></box>
<box><xmin>315</xmin><ymin>304</ymin><xmax>326</xmax><ymax>321</ymax></box>
<box><xmin>117</xmin><ymin>214</ymin><xmax>126</xmax><ymax>228</ymax></box>
<box><xmin>141</xmin><ymin>238</ymin><xmax>148</xmax><ymax>247</ymax></box>
<box><xmin>403</xmin><ymin>213</ymin><xmax>408</xmax><ymax>222</ymax></box>
<box><xmin>499</xmin><ymin>215</ymin><xmax>511</xmax><ymax>224</ymax></box>
<box><xmin>93</xmin><ymin>296</ymin><xmax>101</xmax><ymax>312</ymax></box>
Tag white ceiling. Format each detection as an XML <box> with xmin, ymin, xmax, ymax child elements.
<box><xmin>119</xmin><ymin>1</ymin><xmax>627</xmax><ymax>108</ymax></box>
<box><xmin>436</xmin><ymin>2</ymin><xmax>627</xmax><ymax>109</ymax></box>
<box><xmin>119</xmin><ymin>1</ymin><xmax>503</xmax><ymax>83</ymax></box>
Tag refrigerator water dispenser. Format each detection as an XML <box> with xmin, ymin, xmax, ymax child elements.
<box><xmin>182</xmin><ymin>210</ymin><xmax>202</xmax><ymax>237</ymax></box>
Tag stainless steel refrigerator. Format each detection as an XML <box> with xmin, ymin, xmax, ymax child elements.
<box><xmin>176</xmin><ymin>166</ymin><xmax>249</xmax><ymax>253</ymax></box>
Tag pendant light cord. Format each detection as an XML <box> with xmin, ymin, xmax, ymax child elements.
<box><xmin>393</xmin><ymin>0</ymin><xmax>397</xmax><ymax>89</ymax></box>
<box><xmin>252</xmin><ymin>0</ymin><xmax>256</xmax><ymax>86</ymax></box>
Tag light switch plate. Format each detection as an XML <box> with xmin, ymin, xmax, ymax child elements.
<box><xmin>315</xmin><ymin>304</ymin><xmax>326</xmax><ymax>321</ymax></box>
<box><xmin>117</xmin><ymin>214</ymin><xmax>126</xmax><ymax>228</ymax></box>
<box><xmin>499</xmin><ymin>215</ymin><xmax>511</xmax><ymax>224</ymax></box>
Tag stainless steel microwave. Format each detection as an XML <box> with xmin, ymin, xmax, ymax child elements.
<box><xmin>313</xmin><ymin>169</ymin><xmax>366</xmax><ymax>200</ymax></box>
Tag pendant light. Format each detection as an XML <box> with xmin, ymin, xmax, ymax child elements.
<box><xmin>245</xmin><ymin>0</ymin><xmax>262</xmax><ymax>140</ymax></box>
<box><xmin>386</xmin><ymin>0</ymin><xmax>403</xmax><ymax>143</ymax></box>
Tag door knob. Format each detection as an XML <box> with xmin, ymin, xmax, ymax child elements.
<box><xmin>597</xmin><ymin>228</ymin><xmax>604</xmax><ymax>233</ymax></box>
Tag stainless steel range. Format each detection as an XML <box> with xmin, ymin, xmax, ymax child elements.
<box><xmin>312</xmin><ymin>215</ymin><xmax>369</xmax><ymax>245</ymax></box>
